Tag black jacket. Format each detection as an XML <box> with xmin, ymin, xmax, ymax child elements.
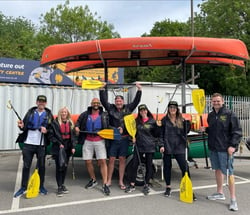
<box><xmin>48</xmin><ymin>118</ymin><xmax>76</xmax><ymax>155</ymax></box>
<box><xmin>15</xmin><ymin>106</ymin><xmax>54</xmax><ymax>147</ymax></box>
<box><xmin>99</xmin><ymin>90</ymin><xmax>141</xmax><ymax>135</ymax></box>
<box><xmin>135</xmin><ymin>117</ymin><xmax>161</xmax><ymax>153</ymax></box>
<box><xmin>159</xmin><ymin>116</ymin><xmax>191</xmax><ymax>154</ymax></box>
<box><xmin>75</xmin><ymin>106</ymin><xmax>109</xmax><ymax>144</ymax></box>
<box><xmin>206</xmin><ymin>106</ymin><xmax>242</xmax><ymax>152</ymax></box>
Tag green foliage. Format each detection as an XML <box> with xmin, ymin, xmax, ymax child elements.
<box><xmin>0</xmin><ymin>12</ymin><xmax>40</xmax><ymax>59</ymax></box>
<box><xmin>126</xmin><ymin>0</ymin><xmax>250</xmax><ymax>96</ymax></box>
<box><xmin>39</xmin><ymin>0</ymin><xmax>120</xmax><ymax>43</ymax></box>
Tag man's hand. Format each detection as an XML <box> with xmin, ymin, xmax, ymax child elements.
<box><xmin>17</xmin><ymin>120</ymin><xmax>24</xmax><ymax>128</ymax></box>
<box><xmin>136</xmin><ymin>82</ymin><xmax>142</xmax><ymax>91</ymax></box>
<box><xmin>40</xmin><ymin>126</ymin><xmax>47</xmax><ymax>134</ymax></box>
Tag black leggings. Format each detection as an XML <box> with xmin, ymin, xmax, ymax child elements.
<box><xmin>54</xmin><ymin>151</ymin><xmax>71</xmax><ymax>188</ymax></box>
<box><xmin>128</xmin><ymin>149</ymin><xmax>154</xmax><ymax>185</ymax></box>
<box><xmin>163</xmin><ymin>153</ymin><xmax>190</xmax><ymax>186</ymax></box>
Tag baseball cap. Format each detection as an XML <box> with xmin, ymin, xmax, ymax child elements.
<box><xmin>36</xmin><ymin>95</ymin><xmax>47</xmax><ymax>102</ymax></box>
<box><xmin>168</xmin><ymin>101</ymin><xmax>178</xmax><ymax>107</ymax></box>
<box><xmin>138</xmin><ymin>104</ymin><xmax>148</xmax><ymax>111</ymax></box>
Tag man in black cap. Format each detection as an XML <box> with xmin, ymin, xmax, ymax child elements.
<box><xmin>99</xmin><ymin>83</ymin><xmax>142</xmax><ymax>190</ymax></box>
<box><xmin>14</xmin><ymin>95</ymin><xmax>54</xmax><ymax>198</ymax></box>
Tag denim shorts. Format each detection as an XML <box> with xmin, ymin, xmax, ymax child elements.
<box><xmin>108</xmin><ymin>136</ymin><xmax>129</xmax><ymax>157</ymax></box>
<box><xmin>209</xmin><ymin>151</ymin><xmax>234</xmax><ymax>175</ymax></box>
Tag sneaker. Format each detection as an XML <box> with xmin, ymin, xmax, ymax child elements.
<box><xmin>164</xmin><ymin>187</ymin><xmax>171</xmax><ymax>197</ymax></box>
<box><xmin>207</xmin><ymin>192</ymin><xmax>225</xmax><ymax>200</ymax></box>
<box><xmin>85</xmin><ymin>179</ymin><xmax>98</xmax><ymax>189</ymax></box>
<box><xmin>102</xmin><ymin>184</ymin><xmax>110</xmax><ymax>196</ymax></box>
<box><xmin>143</xmin><ymin>184</ymin><xmax>150</xmax><ymax>194</ymax></box>
<box><xmin>229</xmin><ymin>200</ymin><xmax>238</xmax><ymax>211</ymax></box>
<box><xmin>125</xmin><ymin>184</ymin><xmax>135</xmax><ymax>193</ymax></box>
<box><xmin>193</xmin><ymin>193</ymin><xmax>197</xmax><ymax>201</ymax></box>
<box><xmin>40</xmin><ymin>186</ymin><xmax>48</xmax><ymax>195</ymax></box>
<box><xmin>62</xmin><ymin>185</ymin><xmax>69</xmax><ymax>194</ymax></box>
<box><xmin>14</xmin><ymin>187</ymin><xmax>26</xmax><ymax>198</ymax></box>
<box><xmin>57</xmin><ymin>187</ymin><xmax>63</xmax><ymax>197</ymax></box>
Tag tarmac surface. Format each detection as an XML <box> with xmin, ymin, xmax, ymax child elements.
<box><xmin>0</xmin><ymin>146</ymin><xmax>250</xmax><ymax>215</ymax></box>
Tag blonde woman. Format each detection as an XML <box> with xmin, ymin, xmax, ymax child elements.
<box><xmin>48</xmin><ymin>107</ymin><xmax>76</xmax><ymax>197</ymax></box>
<box><xmin>159</xmin><ymin>101</ymin><xmax>196</xmax><ymax>200</ymax></box>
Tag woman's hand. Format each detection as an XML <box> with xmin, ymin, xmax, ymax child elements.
<box><xmin>160</xmin><ymin>146</ymin><xmax>165</xmax><ymax>153</ymax></box>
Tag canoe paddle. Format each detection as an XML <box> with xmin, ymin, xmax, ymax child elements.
<box><xmin>81</xmin><ymin>80</ymin><xmax>174</xmax><ymax>90</ymax></box>
<box><xmin>180</xmin><ymin>144</ymin><xmax>193</xmax><ymax>203</ymax></box>
<box><xmin>26</xmin><ymin>168</ymin><xmax>40</xmax><ymax>198</ymax></box>
<box><xmin>124</xmin><ymin>114</ymin><xmax>136</xmax><ymax>141</ymax></box>
<box><xmin>80</xmin><ymin>128</ymin><xmax>121</xmax><ymax>140</ymax></box>
<box><xmin>192</xmin><ymin>89</ymin><xmax>210</xmax><ymax>168</ymax></box>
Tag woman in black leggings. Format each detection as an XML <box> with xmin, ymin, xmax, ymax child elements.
<box><xmin>159</xmin><ymin>101</ymin><xmax>196</xmax><ymax>200</ymax></box>
<box><xmin>48</xmin><ymin>107</ymin><xmax>76</xmax><ymax>197</ymax></box>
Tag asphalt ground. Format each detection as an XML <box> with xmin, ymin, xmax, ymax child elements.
<box><xmin>0</xmin><ymin>146</ymin><xmax>250</xmax><ymax>215</ymax></box>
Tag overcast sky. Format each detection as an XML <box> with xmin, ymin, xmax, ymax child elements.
<box><xmin>1</xmin><ymin>0</ymin><xmax>203</xmax><ymax>37</ymax></box>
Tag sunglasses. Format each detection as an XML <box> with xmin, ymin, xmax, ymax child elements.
<box><xmin>92</xmin><ymin>102</ymin><xmax>100</xmax><ymax>105</ymax></box>
<box><xmin>169</xmin><ymin>105</ymin><xmax>177</xmax><ymax>109</ymax></box>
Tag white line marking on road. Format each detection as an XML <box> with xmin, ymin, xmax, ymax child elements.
<box><xmin>1</xmin><ymin>179</ymin><xmax>250</xmax><ymax>214</ymax></box>
<box><xmin>11</xmin><ymin>155</ymin><xmax>23</xmax><ymax>210</ymax></box>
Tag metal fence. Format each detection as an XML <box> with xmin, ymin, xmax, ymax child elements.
<box><xmin>205</xmin><ymin>95</ymin><xmax>250</xmax><ymax>141</ymax></box>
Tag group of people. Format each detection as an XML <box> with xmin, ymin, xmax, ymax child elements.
<box><xmin>13</xmin><ymin>87</ymin><xmax>242</xmax><ymax>212</ymax></box>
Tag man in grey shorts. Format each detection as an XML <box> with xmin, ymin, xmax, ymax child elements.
<box><xmin>75</xmin><ymin>98</ymin><xmax>110</xmax><ymax>195</ymax></box>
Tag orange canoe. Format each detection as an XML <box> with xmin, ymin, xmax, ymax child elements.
<box><xmin>40</xmin><ymin>37</ymin><xmax>249</xmax><ymax>67</ymax></box>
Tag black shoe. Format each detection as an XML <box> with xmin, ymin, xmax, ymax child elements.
<box><xmin>125</xmin><ymin>184</ymin><xmax>135</xmax><ymax>193</ymax></box>
<box><xmin>102</xmin><ymin>184</ymin><xmax>110</xmax><ymax>196</ymax></box>
<box><xmin>164</xmin><ymin>187</ymin><xmax>171</xmax><ymax>197</ymax></box>
<box><xmin>62</xmin><ymin>185</ymin><xmax>69</xmax><ymax>194</ymax></box>
<box><xmin>85</xmin><ymin>179</ymin><xmax>98</xmax><ymax>189</ymax></box>
<box><xmin>143</xmin><ymin>184</ymin><xmax>150</xmax><ymax>194</ymax></box>
<box><xmin>193</xmin><ymin>193</ymin><xmax>197</xmax><ymax>201</ymax></box>
<box><xmin>57</xmin><ymin>187</ymin><xmax>63</xmax><ymax>197</ymax></box>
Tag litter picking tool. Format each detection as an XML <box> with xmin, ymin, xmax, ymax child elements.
<box><xmin>72</xmin><ymin>155</ymin><xmax>75</xmax><ymax>180</ymax></box>
<box><xmin>7</xmin><ymin>100</ymin><xmax>22</xmax><ymax>120</ymax></box>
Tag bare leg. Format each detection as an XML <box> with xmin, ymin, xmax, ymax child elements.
<box><xmin>118</xmin><ymin>156</ymin><xmax>126</xmax><ymax>186</ymax></box>
<box><xmin>85</xmin><ymin>160</ymin><xmax>96</xmax><ymax>180</ymax></box>
<box><xmin>107</xmin><ymin>156</ymin><xmax>116</xmax><ymax>186</ymax></box>
<box><xmin>215</xmin><ymin>169</ymin><xmax>224</xmax><ymax>193</ymax></box>
<box><xmin>98</xmin><ymin>159</ymin><xmax>108</xmax><ymax>184</ymax></box>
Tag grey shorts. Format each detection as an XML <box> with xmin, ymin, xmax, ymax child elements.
<box><xmin>82</xmin><ymin>139</ymin><xmax>107</xmax><ymax>160</ymax></box>
<box><xmin>209</xmin><ymin>151</ymin><xmax>234</xmax><ymax>175</ymax></box>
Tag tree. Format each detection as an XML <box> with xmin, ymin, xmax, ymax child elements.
<box><xmin>0</xmin><ymin>12</ymin><xmax>41</xmax><ymax>59</ymax></box>
<box><xmin>39</xmin><ymin>0</ymin><xmax>120</xmax><ymax>44</ymax></box>
<box><xmin>193</xmin><ymin>0</ymin><xmax>250</xmax><ymax>96</ymax></box>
